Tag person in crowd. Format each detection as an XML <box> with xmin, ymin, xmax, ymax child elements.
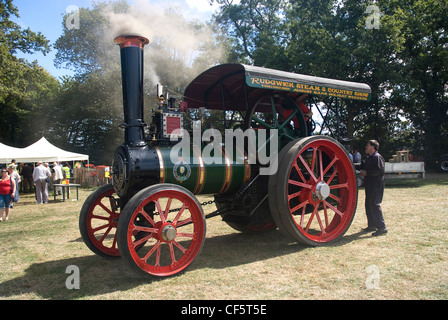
<box><xmin>7</xmin><ymin>164</ymin><xmax>20</xmax><ymax>212</ymax></box>
<box><xmin>53</xmin><ymin>162</ymin><xmax>64</xmax><ymax>195</ymax></box>
<box><xmin>21</xmin><ymin>163</ymin><xmax>33</xmax><ymax>193</ymax></box>
<box><xmin>62</xmin><ymin>162</ymin><xmax>71</xmax><ymax>184</ymax></box>
<box><xmin>32</xmin><ymin>161</ymin><xmax>51</xmax><ymax>204</ymax></box>
<box><xmin>355</xmin><ymin>140</ymin><xmax>387</xmax><ymax>236</ymax></box>
<box><xmin>0</xmin><ymin>166</ymin><xmax>16</xmax><ymax>222</ymax></box>
<box><xmin>353</xmin><ymin>148</ymin><xmax>362</xmax><ymax>164</ymax></box>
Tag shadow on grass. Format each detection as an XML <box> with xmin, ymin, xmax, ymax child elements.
<box><xmin>0</xmin><ymin>224</ymin><xmax>376</xmax><ymax>299</ymax></box>
<box><xmin>0</xmin><ymin>230</ymin><xmax>311</xmax><ymax>299</ymax></box>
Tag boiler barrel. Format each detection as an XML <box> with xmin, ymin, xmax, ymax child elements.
<box><xmin>155</xmin><ymin>146</ymin><xmax>250</xmax><ymax>195</ymax></box>
<box><xmin>112</xmin><ymin>144</ymin><xmax>250</xmax><ymax>198</ymax></box>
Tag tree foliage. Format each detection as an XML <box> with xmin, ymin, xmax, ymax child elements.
<box><xmin>0</xmin><ymin>0</ymin><xmax>57</xmax><ymax>147</ymax></box>
<box><xmin>49</xmin><ymin>0</ymin><xmax>224</xmax><ymax>163</ymax></box>
<box><xmin>212</xmin><ymin>0</ymin><xmax>448</xmax><ymax>165</ymax></box>
<box><xmin>2</xmin><ymin>0</ymin><xmax>446</xmax><ymax>168</ymax></box>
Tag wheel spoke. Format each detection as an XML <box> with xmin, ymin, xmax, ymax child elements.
<box><xmin>99</xmin><ymin>226</ymin><xmax>113</xmax><ymax>243</ymax></box>
<box><xmin>133</xmin><ymin>225</ymin><xmax>158</xmax><ymax>233</ymax></box>
<box><xmin>324</xmin><ymin>200</ymin><xmax>344</xmax><ymax>217</ymax></box>
<box><xmin>299</xmin><ymin>205</ymin><xmax>307</xmax><ymax>227</ymax></box>
<box><xmin>293</xmin><ymin>162</ymin><xmax>307</xmax><ymax>183</ymax></box>
<box><xmin>92</xmin><ymin>223</ymin><xmax>112</xmax><ymax>233</ymax></box>
<box><xmin>176</xmin><ymin>217</ymin><xmax>192</xmax><ymax>227</ymax></box>
<box><xmin>299</xmin><ymin>154</ymin><xmax>318</xmax><ymax>182</ymax></box>
<box><xmin>314</xmin><ymin>204</ymin><xmax>326</xmax><ymax>235</ymax></box>
<box><xmin>288</xmin><ymin>191</ymin><xmax>302</xmax><ymax>201</ymax></box>
<box><xmin>91</xmin><ymin>214</ymin><xmax>111</xmax><ymax>221</ymax></box>
<box><xmin>140</xmin><ymin>210</ymin><xmax>156</xmax><ymax>226</ymax></box>
<box><xmin>290</xmin><ymin>200</ymin><xmax>309</xmax><ymax>214</ymax></box>
<box><xmin>172</xmin><ymin>204</ymin><xmax>187</xmax><ymax>224</ymax></box>
<box><xmin>318</xmin><ymin>149</ymin><xmax>323</xmax><ymax>180</ymax></box>
<box><xmin>154</xmin><ymin>200</ymin><xmax>165</xmax><ymax>222</ymax></box>
<box><xmin>133</xmin><ymin>233</ymin><xmax>154</xmax><ymax>248</ymax></box>
<box><xmin>329</xmin><ymin>193</ymin><xmax>341</xmax><ymax>203</ymax></box>
<box><xmin>169</xmin><ymin>242</ymin><xmax>177</xmax><ymax>265</ymax></box>
<box><xmin>330</xmin><ymin>183</ymin><xmax>348</xmax><ymax>190</ymax></box>
<box><xmin>278</xmin><ymin>109</ymin><xmax>299</xmax><ymax>130</ymax></box>
<box><xmin>155</xmin><ymin>244</ymin><xmax>161</xmax><ymax>266</ymax></box>
<box><xmin>98</xmin><ymin>202</ymin><xmax>114</xmax><ymax>216</ymax></box>
<box><xmin>252</xmin><ymin>116</ymin><xmax>274</xmax><ymax>129</ymax></box>
<box><xmin>305</xmin><ymin>205</ymin><xmax>318</xmax><ymax>232</ymax></box>
<box><xmin>177</xmin><ymin>232</ymin><xmax>194</xmax><ymax>238</ymax></box>
<box><xmin>164</xmin><ymin>198</ymin><xmax>172</xmax><ymax>220</ymax></box>
<box><xmin>326</xmin><ymin>169</ymin><xmax>338</xmax><ymax>185</ymax></box>
<box><xmin>173</xmin><ymin>240</ymin><xmax>187</xmax><ymax>253</ymax></box>
<box><xmin>289</xmin><ymin>179</ymin><xmax>313</xmax><ymax>189</ymax></box>
<box><xmin>143</xmin><ymin>240</ymin><xmax>161</xmax><ymax>262</ymax></box>
<box><xmin>323</xmin><ymin>156</ymin><xmax>338</xmax><ymax>176</ymax></box>
<box><xmin>323</xmin><ymin>202</ymin><xmax>329</xmax><ymax>227</ymax></box>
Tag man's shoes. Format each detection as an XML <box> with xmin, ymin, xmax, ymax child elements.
<box><xmin>372</xmin><ymin>228</ymin><xmax>388</xmax><ymax>237</ymax></box>
<box><xmin>362</xmin><ymin>227</ymin><xmax>377</xmax><ymax>232</ymax></box>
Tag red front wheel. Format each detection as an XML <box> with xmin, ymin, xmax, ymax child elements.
<box><xmin>117</xmin><ymin>184</ymin><xmax>206</xmax><ymax>277</ymax></box>
<box><xmin>269</xmin><ymin>136</ymin><xmax>358</xmax><ymax>246</ymax></box>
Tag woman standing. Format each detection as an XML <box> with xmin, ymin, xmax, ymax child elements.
<box><xmin>8</xmin><ymin>164</ymin><xmax>20</xmax><ymax>211</ymax></box>
<box><xmin>0</xmin><ymin>167</ymin><xmax>16</xmax><ymax>222</ymax></box>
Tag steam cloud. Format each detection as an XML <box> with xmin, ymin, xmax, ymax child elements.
<box><xmin>100</xmin><ymin>0</ymin><xmax>225</xmax><ymax>89</ymax></box>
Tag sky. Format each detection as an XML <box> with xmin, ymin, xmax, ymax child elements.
<box><xmin>11</xmin><ymin>0</ymin><xmax>219</xmax><ymax>79</ymax></box>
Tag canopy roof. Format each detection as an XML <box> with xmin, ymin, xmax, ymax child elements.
<box><xmin>184</xmin><ymin>64</ymin><xmax>372</xmax><ymax>110</ymax></box>
<box><xmin>0</xmin><ymin>137</ymin><xmax>89</xmax><ymax>164</ymax></box>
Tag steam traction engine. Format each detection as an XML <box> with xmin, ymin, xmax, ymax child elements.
<box><xmin>79</xmin><ymin>34</ymin><xmax>372</xmax><ymax>277</ymax></box>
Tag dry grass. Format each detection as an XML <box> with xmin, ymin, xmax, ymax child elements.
<box><xmin>0</xmin><ymin>174</ymin><xmax>447</xmax><ymax>300</ymax></box>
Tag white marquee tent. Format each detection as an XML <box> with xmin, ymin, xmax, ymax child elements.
<box><xmin>0</xmin><ymin>137</ymin><xmax>89</xmax><ymax>164</ymax></box>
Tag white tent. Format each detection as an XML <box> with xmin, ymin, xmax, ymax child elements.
<box><xmin>0</xmin><ymin>137</ymin><xmax>89</xmax><ymax>164</ymax></box>
<box><xmin>0</xmin><ymin>142</ymin><xmax>24</xmax><ymax>163</ymax></box>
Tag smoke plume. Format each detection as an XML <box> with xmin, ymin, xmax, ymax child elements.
<box><xmin>100</xmin><ymin>0</ymin><xmax>226</xmax><ymax>90</ymax></box>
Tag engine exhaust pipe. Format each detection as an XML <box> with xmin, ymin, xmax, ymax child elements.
<box><xmin>114</xmin><ymin>34</ymin><xmax>150</xmax><ymax>147</ymax></box>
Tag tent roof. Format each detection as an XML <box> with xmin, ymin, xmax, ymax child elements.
<box><xmin>0</xmin><ymin>137</ymin><xmax>89</xmax><ymax>163</ymax></box>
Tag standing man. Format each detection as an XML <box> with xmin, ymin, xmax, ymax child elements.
<box><xmin>53</xmin><ymin>162</ymin><xmax>64</xmax><ymax>195</ymax></box>
<box><xmin>356</xmin><ymin>140</ymin><xmax>387</xmax><ymax>236</ymax></box>
<box><xmin>21</xmin><ymin>163</ymin><xmax>33</xmax><ymax>193</ymax></box>
<box><xmin>32</xmin><ymin>161</ymin><xmax>51</xmax><ymax>204</ymax></box>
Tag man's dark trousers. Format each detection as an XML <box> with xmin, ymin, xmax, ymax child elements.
<box><xmin>364</xmin><ymin>176</ymin><xmax>386</xmax><ymax>230</ymax></box>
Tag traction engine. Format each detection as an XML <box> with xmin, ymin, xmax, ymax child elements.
<box><xmin>79</xmin><ymin>34</ymin><xmax>372</xmax><ymax>277</ymax></box>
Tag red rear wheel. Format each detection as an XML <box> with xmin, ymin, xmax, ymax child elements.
<box><xmin>117</xmin><ymin>184</ymin><xmax>206</xmax><ymax>277</ymax></box>
<box><xmin>269</xmin><ymin>136</ymin><xmax>357</xmax><ymax>246</ymax></box>
<box><xmin>79</xmin><ymin>184</ymin><xmax>121</xmax><ymax>257</ymax></box>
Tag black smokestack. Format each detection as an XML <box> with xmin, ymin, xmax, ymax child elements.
<box><xmin>114</xmin><ymin>34</ymin><xmax>150</xmax><ymax>147</ymax></box>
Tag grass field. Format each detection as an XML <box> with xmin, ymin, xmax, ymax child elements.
<box><xmin>0</xmin><ymin>174</ymin><xmax>447</xmax><ymax>300</ymax></box>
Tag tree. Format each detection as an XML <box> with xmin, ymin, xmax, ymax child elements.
<box><xmin>212</xmin><ymin>0</ymin><xmax>448</xmax><ymax>163</ymax></box>
<box><xmin>0</xmin><ymin>0</ymin><xmax>56</xmax><ymax>147</ymax></box>
<box><xmin>389</xmin><ymin>0</ymin><xmax>448</xmax><ymax>167</ymax></box>
<box><xmin>50</xmin><ymin>0</ymin><xmax>226</xmax><ymax>163</ymax></box>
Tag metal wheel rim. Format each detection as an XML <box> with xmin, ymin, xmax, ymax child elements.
<box><xmin>82</xmin><ymin>185</ymin><xmax>120</xmax><ymax>257</ymax></box>
<box><xmin>278</xmin><ymin>137</ymin><xmax>357</xmax><ymax>244</ymax></box>
<box><xmin>122</xmin><ymin>188</ymin><xmax>205</xmax><ymax>276</ymax></box>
